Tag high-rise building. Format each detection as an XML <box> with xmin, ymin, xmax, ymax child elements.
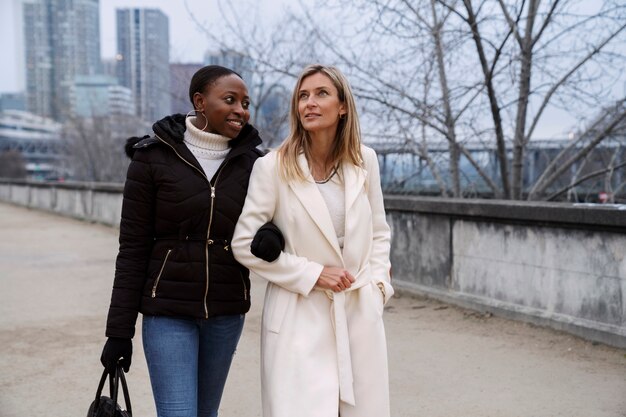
<box><xmin>70</xmin><ymin>75</ymin><xmax>135</xmax><ymax>118</ymax></box>
<box><xmin>23</xmin><ymin>1</ymin><xmax>53</xmax><ymax>119</ymax></box>
<box><xmin>116</xmin><ymin>8</ymin><xmax>170</xmax><ymax>123</ymax></box>
<box><xmin>204</xmin><ymin>49</ymin><xmax>254</xmax><ymax>86</ymax></box>
<box><xmin>170</xmin><ymin>63</ymin><xmax>203</xmax><ymax>115</ymax></box>
<box><xmin>101</xmin><ymin>58</ymin><xmax>120</xmax><ymax>80</ymax></box>
<box><xmin>23</xmin><ymin>0</ymin><xmax>101</xmax><ymax>121</ymax></box>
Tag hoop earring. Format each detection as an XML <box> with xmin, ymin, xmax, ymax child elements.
<box><xmin>186</xmin><ymin>109</ymin><xmax>209</xmax><ymax>131</ymax></box>
<box><xmin>339</xmin><ymin>113</ymin><xmax>346</xmax><ymax>120</ymax></box>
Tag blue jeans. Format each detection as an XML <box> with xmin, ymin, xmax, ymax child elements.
<box><xmin>142</xmin><ymin>314</ymin><xmax>245</xmax><ymax>417</ymax></box>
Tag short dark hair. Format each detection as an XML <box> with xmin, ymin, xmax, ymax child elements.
<box><xmin>188</xmin><ymin>65</ymin><xmax>243</xmax><ymax>106</ymax></box>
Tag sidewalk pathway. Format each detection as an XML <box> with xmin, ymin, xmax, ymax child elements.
<box><xmin>0</xmin><ymin>202</ymin><xmax>624</xmax><ymax>417</ymax></box>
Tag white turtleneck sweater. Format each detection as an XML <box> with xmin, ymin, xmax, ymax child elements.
<box><xmin>183</xmin><ymin>116</ymin><xmax>231</xmax><ymax>180</ymax></box>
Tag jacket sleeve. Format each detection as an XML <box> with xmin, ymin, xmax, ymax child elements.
<box><xmin>363</xmin><ymin>146</ymin><xmax>394</xmax><ymax>303</ymax></box>
<box><xmin>232</xmin><ymin>154</ymin><xmax>323</xmax><ymax>296</ymax></box>
<box><xmin>105</xmin><ymin>155</ymin><xmax>155</xmax><ymax>338</ymax></box>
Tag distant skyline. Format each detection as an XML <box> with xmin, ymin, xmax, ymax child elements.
<box><xmin>1</xmin><ymin>0</ymin><xmax>623</xmax><ymax>139</ymax></box>
<box><xmin>1</xmin><ymin>0</ymin><xmax>287</xmax><ymax>93</ymax></box>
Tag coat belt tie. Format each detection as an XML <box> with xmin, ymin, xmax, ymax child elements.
<box><xmin>325</xmin><ymin>270</ymin><xmax>372</xmax><ymax>406</ymax></box>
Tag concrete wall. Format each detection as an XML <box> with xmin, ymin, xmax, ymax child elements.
<box><xmin>1</xmin><ymin>179</ymin><xmax>625</xmax><ymax>348</ymax></box>
<box><xmin>386</xmin><ymin>196</ymin><xmax>626</xmax><ymax>349</ymax></box>
<box><xmin>0</xmin><ymin>179</ymin><xmax>123</xmax><ymax>227</ymax></box>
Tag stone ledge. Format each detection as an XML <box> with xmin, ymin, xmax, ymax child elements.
<box><xmin>0</xmin><ymin>178</ymin><xmax>123</xmax><ymax>193</ymax></box>
<box><xmin>385</xmin><ymin>195</ymin><xmax>626</xmax><ymax>231</ymax></box>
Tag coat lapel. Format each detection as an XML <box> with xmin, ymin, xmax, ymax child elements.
<box><xmin>341</xmin><ymin>162</ymin><xmax>367</xmax><ymax>272</ymax></box>
<box><xmin>343</xmin><ymin>162</ymin><xmax>367</xmax><ymax>214</ymax></box>
<box><xmin>288</xmin><ymin>153</ymin><xmax>343</xmax><ymax>259</ymax></box>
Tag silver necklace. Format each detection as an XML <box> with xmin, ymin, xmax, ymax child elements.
<box><xmin>314</xmin><ymin>165</ymin><xmax>339</xmax><ymax>184</ymax></box>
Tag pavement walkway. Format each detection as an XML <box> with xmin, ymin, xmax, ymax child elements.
<box><xmin>0</xmin><ymin>202</ymin><xmax>625</xmax><ymax>417</ymax></box>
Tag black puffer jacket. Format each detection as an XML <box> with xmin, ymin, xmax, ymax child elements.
<box><xmin>106</xmin><ymin>114</ymin><xmax>263</xmax><ymax>338</ymax></box>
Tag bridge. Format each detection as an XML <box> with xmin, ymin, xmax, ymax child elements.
<box><xmin>0</xmin><ymin>110</ymin><xmax>65</xmax><ymax>179</ymax></box>
<box><xmin>365</xmin><ymin>137</ymin><xmax>626</xmax><ymax>197</ymax></box>
<box><xmin>0</xmin><ymin>180</ymin><xmax>625</xmax><ymax>416</ymax></box>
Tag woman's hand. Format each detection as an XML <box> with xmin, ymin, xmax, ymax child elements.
<box><xmin>316</xmin><ymin>266</ymin><xmax>356</xmax><ymax>292</ymax></box>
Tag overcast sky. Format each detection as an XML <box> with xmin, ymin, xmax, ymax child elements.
<box><xmin>1</xmin><ymin>0</ymin><xmax>623</xmax><ymax>139</ymax></box>
<box><xmin>0</xmin><ymin>0</ymin><xmax>287</xmax><ymax>93</ymax></box>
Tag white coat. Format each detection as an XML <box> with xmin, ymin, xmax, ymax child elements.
<box><xmin>232</xmin><ymin>145</ymin><xmax>394</xmax><ymax>417</ymax></box>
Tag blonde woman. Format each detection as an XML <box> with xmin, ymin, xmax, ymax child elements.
<box><xmin>232</xmin><ymin>64</ymin><xmax>393</xmax><ymax>417</ymax></box>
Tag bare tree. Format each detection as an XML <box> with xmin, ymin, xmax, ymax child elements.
<box><xmin>62</xmin><ymin>114</ymin><xmax>150</xmax><ymax>182</ymax></box>
<box><xmin>184</xmin><ymin>0</ymin><xmax>626</xmax><ymax>200</ymax></box>
<box><xmin>528</xmin><ymin>99</ymin><xmax>626</xmax><ymax>199</ymax></box>
<box><xmin>292</xmin><ymin>0</ymin><xmax>626</xmax><ymax>199</ymax></box>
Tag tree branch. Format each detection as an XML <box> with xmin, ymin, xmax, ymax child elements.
<box><xmin>531</xmin><ymin>0</ymin><xmax>562</xmax><ymax>48</ymax></box>
<box><xmin>525</xmin><ymin>22</ymin><xmax>626</xmax><ymax>142</ymax></box>
<box><xmin>529</xmin><ymin>103</ymin><xmax>626</xmax><ymax>199</ymax></box>
<box><xmin>463</xmin><ymin>0</ymin><xmax>511</xmax><ymax>197</ymax></box>
<box><xmin>497</xmin><ymin>0</ymin><xmax>525</xmax><ymax>46</ymax></box>
<box><xmin>545</xmin><ymin>161</ymin><xmax>626</xmax><ymax>201</ymax></box>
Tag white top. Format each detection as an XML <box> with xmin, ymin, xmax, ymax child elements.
<box><xmin>183</xmin><ymin>116</ymin><xmax>231</xmax><ymax>180</ymax></box>
<box><xmin>316</xmin><ymin>173</ymin><xmax>345</xmax><ymax>249</ymax></box>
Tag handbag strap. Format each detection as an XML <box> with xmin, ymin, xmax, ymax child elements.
<box><xmin>116</xmin><ymin>366</ymin><xmax>133</xmax><ymax>415</ymax></box>
<box><xmin>92</xmin><ymin>365</ymin><xmax>132</xmax><ymax>416</ymax></box>
<box><xmin>93</xmin><ymin>368</ymin><xmax>109</xmax><ymax>404</ymax></box>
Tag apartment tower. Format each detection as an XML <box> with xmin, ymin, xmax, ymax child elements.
<box><xmin>116</xmin><ymin>8</ymin><xmax>170</xmax><ymax>123</ymax></box>
<box><xmin>23</xmin><ymin>0</ymin><xmax>101</xmax><ymax>120</ymax></box>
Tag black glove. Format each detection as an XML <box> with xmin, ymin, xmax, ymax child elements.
<box><xmin>251</xmin><ymin>222</ymin><xmax>285</xmax><ymax>262</ymax></box>
<box><xmin>100</xmin><ymin>337</ymin><xmax>132</xmax><ymax>374</ymax></box>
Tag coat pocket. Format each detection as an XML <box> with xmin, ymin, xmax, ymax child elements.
<box><xmin>265</xmin><ymin>284</ymin><xmax>291</xmax><ymax>334</ymax></box>
<box><xmin>373</xmin><ymin>281</ymin><xmax>385</xmax><ymax>316</ymax></box>
<box><xmin>360</xmin><ymin>281</ymin><xmax>384</xmax><ymax>321</ymax></box>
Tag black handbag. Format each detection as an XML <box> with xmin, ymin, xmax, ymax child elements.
<box><xmin>87</xmin><ymin>366</ymin><xmax>132</xmax><ymax>417</ymax></box>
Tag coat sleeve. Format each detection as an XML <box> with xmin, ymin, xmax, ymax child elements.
<box><xmin>232</xmin><ymin>154</ymin><xmax>323</xmax><ymax>296</ymax></box>
<box><xmin>105</xmin><ymin>155</ymin><xmax>155</xmax><ymax>338</ymax></box>
<box><xmin>363</xmin><ymin>146</ymin><xmax>394</xmax><ymax>303</ymax></box>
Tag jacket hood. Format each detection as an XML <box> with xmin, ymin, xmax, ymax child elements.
<box><xmin>124</xmin><ymin>135</ymin><xmax>151</xmax><ymax>158</ymax></box>
<box><xmin>153</xmin><ymin>113</ymin><xmax>187</xmax><ymax>144</ymax></box>
<box><xmin>125</xmin><ymin>114</ymin><xmax>263</xmax><ymax>160</ymax></box>
<box><xmin>124</xmin><ymin>113</ymin><xmax>186</xmax><ymax>159</ymax></box>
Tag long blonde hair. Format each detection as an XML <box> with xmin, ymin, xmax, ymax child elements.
<box><xmin>278</xmin><ymin>64</ymin><xmax>363</xmax><ymax>182</ymax></box>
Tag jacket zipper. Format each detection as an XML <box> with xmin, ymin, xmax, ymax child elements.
<box><xmin>204</xmin><ymin>162</ymin><xmax>229</xmax><ymax>317</ymax></box>
<box><xmin>151</xmin><ymin>249</ymin><xmax>172</xmax><ymax>298</ymax></box>
<box><xmin>154</xmin><ymin>134</ymin><xmax>229</xmax><ymax>319</ymax></box>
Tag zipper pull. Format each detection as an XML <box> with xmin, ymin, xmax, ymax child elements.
<box><xmin>211</xmin><ymin>186</ymin><xmax>215</xmax><ymax>198</ymax></box>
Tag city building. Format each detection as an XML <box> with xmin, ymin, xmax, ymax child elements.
<box><xmin>0</xmin><ymin>110</ymin><xmax>64</xmax><ymax>179</ymax></box>
<box><xmin>170</xmin><ymin>63</ymin><xmax>203</xmax><ymax>115</ymax></box>
<box><xmin>204</xmin><ymin>49</ymin><xmax>254</xmax><ymax>86</ymax></box>
<box><xmin>0</xmin><ymin>93</ymin><xmax>27</xmax><ymax>112</ymax></box>
<box><xmin>253</xmin><ymin>84</ymin><xmax>290</xmax><ymax>147</ymax></box>
<box><xmin>70</xmin><ymin>75</ymin><xmax>135</xmax><ymax>118</ymax></box>
<box><xmin>101</xmin><ymin>57</ymin><xmax>119</xmax><ymax>80</ymax></box>
<box><xmin>116</xmin><ymin>8</ymin><xmax>170</xmax><ymax>123</ymax></box>
<box><xmin>23</xmin><ymin>0</ymin><xmax>102</xmax><ymax>121</ymax></box>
